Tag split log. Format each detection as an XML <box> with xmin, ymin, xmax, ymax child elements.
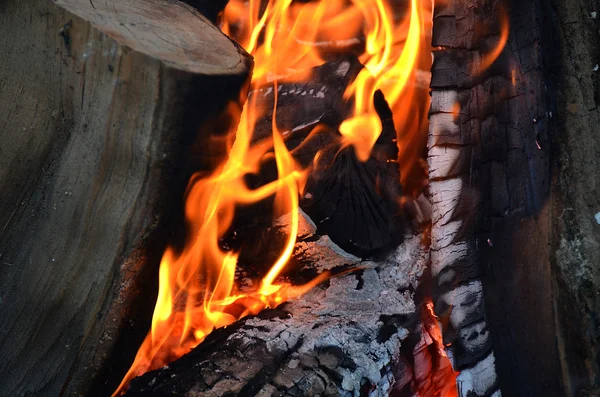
<box><xmin>428</xmin><ymin>0</ymin><xmax>600</xmax><ymax>395</ymax></box>
<box><xmin>123</xmin><ymin>234</ymin><xmax>428</xmax><ymax>397</ymax></box>
<box><xmin>427</xmin><ymin>1</ymin><xmax>510</xmax><ymax>396</ymax></box>
<box><xmin>0</xmin><ymin>1</ymin><xmax>251</xmax><ymax>396</ymax></box>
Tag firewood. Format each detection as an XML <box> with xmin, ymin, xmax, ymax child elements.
<box><xmin>247</xmin><ymin>58</ymin><xmax>404</xmax><ymax>257</ymax></box>
<box><xmin>425</xmin><ymin>0</ymin><xmax>595</xmax><ymax>395</ymax></box>
<box><xmin>0</xmin><ymin>0</ymin><xmax>251</xmax><ymax>396</ymax></box>
<box><xmin>299</xmin><ymin>91</ymin><xmax>402</xmax><ymax>258</ymax></box>
<box><xmin>427</xmin><ymin>1</ymin><xmax>509</xmax><ymax>396</ymax></box>
<box><xmin>250</xmin><ymin>56</ymin><xmax>363</xmax><ymax>143</ymax></box>
<box><xmin>123</xmin><ymin>234</ymin><xmax>428</xmax><ymax>397</ymax></box>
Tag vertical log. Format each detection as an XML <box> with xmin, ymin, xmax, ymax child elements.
<box><xmin>428</xmin><ymin>0</ymin><xmax>600</xmax><ymax>394</ymax></box>
<box><xmin>542</xmin><ymin>0</ymin><xmax>600</xmax><ymax>393</ymax></box>
<box><xmin>0</xmin><ymin>1</ymin><xmax>251</xmax><ymax>396</ymax></box>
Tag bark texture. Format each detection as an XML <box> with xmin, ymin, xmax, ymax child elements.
<box><xmin>428</xmin><ymin>1</ymin><xmax>512</xmax><ymax>395</ymax></box>
<box><xmin>0</xmin><ymin>1</ymin><xmax>251</xmax><ymax>396</ymax></box>
<box><xmin>541</xmin><ymin>0</ymin><xmax>600</xmax><ymax>394</ymax></box>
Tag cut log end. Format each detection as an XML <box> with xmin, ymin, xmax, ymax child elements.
<box><xmin>55</xmin><ymin>0</ymin><xmax>252</xmax><ymax>75</ymax></box>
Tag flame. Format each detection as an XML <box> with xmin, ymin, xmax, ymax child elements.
<box><xmin>419</xmin><ymin>300</ymin><xmax>459</xmax><ymax>397</ymax></box>
<box><xmin>473</xmin><ymin>6</ymin><xmax>509</xmax><ymax>76</ymax></box>
<box><xmin>115</xmin><ymin>0</ymin><xmax>433</xmax><ymax>394</ymax></box>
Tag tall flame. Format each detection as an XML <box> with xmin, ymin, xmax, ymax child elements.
<box><xmin>114</xmin><ymin>0</ymin><xmax>433</xmax><ymax>394</ymax></box>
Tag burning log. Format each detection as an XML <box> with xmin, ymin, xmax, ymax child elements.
<box><xmin>123</xmin><ymin>234</ymin><xmax>427</xmax><ymax>397</ymax></box>
<box><xmin>427</xmin><ymin>1</ymin><xmax>510</xmax><ymax>396</ymax></box>
<box><xmin>0</xmin><ymin>0</ymin><xmax>251</xmax><ymax>396</ymax></box>
<box><xmin>247</xmin><ymin>58</ymin><xmax>404</xmax><ymax>257</ymax></box>
<box><xmin>427</xmin><ymin>0</ymin><xmax>600</xmax><ymax>395</ymax></box>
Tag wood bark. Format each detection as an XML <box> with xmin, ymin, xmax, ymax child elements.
<box><xmin>0</xmin><ymin>1</ymin><xmax>251</xmax><ymax>396</ymax></box>
<box><xmin>546</xmin><ymin>0</ymin><xmax>600</xmax><ymax>393</ymax></box>
<box><xmin>427</xmin><ymin>1</ymin><xmax>511</xmax><ymax>395</ymax></box>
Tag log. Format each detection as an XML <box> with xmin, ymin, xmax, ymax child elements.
<box><xmin>428</xmin><ymin>0</ymin><xmax>600</xmax><ymax>395</ymax></box>
<box><xmin>123</xmin><ymin>234</ymin><xmax>428</xmax><ymax>397</ymax></box>
<box><xmin>0</xmin><ymin>1</ymin><xmax>251</xmax><ymax>396</ymax></box>
<box><xmin>427</xmin><ymin>1</ymin><xmax>510</xmax><ymax>396</ymax></box>
<box><xmin>238</xmin><ymin>58</ymin><xmax>404</xmax><ymax>258</ymax></box>
<box><xmin>545</xmin><ymin>0</ymin><xmax>600</xmax><ymax>393</ymax></box>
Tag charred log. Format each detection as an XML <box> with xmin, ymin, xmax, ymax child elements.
<box><xmin>245</xmin><ymin>58</ymin><xmax>404</xmax><ymax>257</ymax></box>
<box><xmin>299</xmin><ymin>97</ymin><xmax>403</xmax><ymax>258</ymax></box>
<box><xmin>250</xmin><ymin>56</ymin><xmax>364</xmax><ymax>142</ymax></box>
<box><xmin>425</xmin><ymin>0</ymin><xmax>600</xmax><ymax>395</ymax></box>
<box><xmin>0</xmin><ymin>1</ymin><xmax>251</xmax><ymax>396</ymax></box>
<box><xmin>427</xmin><ymin>0</ymin><xmax>513</xmax><ymax>396</ymax></box>
<box><xmin>123</xmin><ymin>234</ymin><xmax>427</xmax><ymax>397</ymax></box>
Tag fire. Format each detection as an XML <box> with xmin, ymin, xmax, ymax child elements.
<box><xmin>419</xmin><ymin>300</ymin><xmax>459</xmax><ymax>397</ymax></box>
<box><xmin>114</xmin><ymin>0</ymin><xmax>433</xmax><ymax>394</ymax></box>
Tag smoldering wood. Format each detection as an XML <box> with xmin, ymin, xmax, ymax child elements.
<box><xmin>246</xmin><ymin>59</ymin><xmax>404</xmax><ymax>257</ymax></box>
<box><xmin>426</xmin><ymin>1</ymin><xmax>511</xmax><ymax>396</ymax></box>
<box><xmin>425</xmin><ymin>0</ymin><xmax>600</xmax><ymax>395</ymax></box>
<box><xmin>0</xmin><ymin>0</ymin><xmax>251</xmax><ymax>396</ymax></box>
<box><xmin>249</xmin><ymin>56</ymin><xmax>363</xmax><ymax>143</ymax></box>
<box><xmin>123</xmin><ymin>234</ymin><xmax>428</xmax><ymax>397</ymax></box>
<box><xmin>298</xmin><ymin>101</ymin><xmax>403</xmax><ymax>258</ymax></box>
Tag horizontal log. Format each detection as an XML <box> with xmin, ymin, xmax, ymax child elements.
<box><xmin>123</xmin><ymin>234</ymin><xmax>428</xmax><ymax>396</ymax></box>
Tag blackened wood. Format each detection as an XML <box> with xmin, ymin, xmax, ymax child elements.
<box><xmin>427</xmin><ymin>1</ymin><xmax>514</xmax><ymax>396</ymax></box>
<box><xmin>0</xmin><ymin>1</ymin><xmax>251</xmax><ymax>396</ymax></box>
<box><xmin>249</xmin><ymin>56</ymin><xmax>363</xmax><ymax>143</ymax></box>
<box><xmin>247</xmin><ymin>58</ymin><xmax>404</xmax><ymax>257</ymax></box>
<box><xmin>123</xmin><ymin>235</ymin><xmax>427</xmax><ymax>397</ymax></box>
<box><xmin>426</xmin><ymin>0</ymin><xmax>597</xmax><ymax>395</ymax></box>
<box><xmin>295</xmin><ymin>91</ymin><xmax>402</xmax><ymax>257</ymax></box>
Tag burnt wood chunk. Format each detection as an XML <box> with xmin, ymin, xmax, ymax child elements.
<box><xmin>249</xmin><ymin>56</ymin><xmax>363</xmax><ymax>142</ymax></box>
<box><xmin>427</xmin><ymin>0</ymin><xmax>509</xmax><ymax>396</ymax></box>
<box><xmin>300</xmin><ymin>112</ymin><xmax>402</xmax><ymax>258</ymax></box>
<box><xmin>297</xmin><ymin>91</ymin><xmax>402</xmax><ymax>258</ymax></box>
<box><xmin>0</xmin><ymin>0</ymin><xmax>251</xmax><ymax>396</ymax></box>
<box><xmin>247</xmin><ymin>58</ymin><xmax>404</xmax><ymax>257</ymax></box>
<box><xmin>123</xmin><ymin>235</ymin><xmax>427</xmax><ymax>397</ymax></box>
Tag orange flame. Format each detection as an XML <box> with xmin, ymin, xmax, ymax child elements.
<box><xmin>114</xmin><ymin>0</ymin><xmax>433</xmax><ymax>394</ymax></box>
<box><xmin>420</xmin><ymin>300</ymin><xmax>459</xmax><ymax>397</ymax></box>
<box><xmin>473</xmin><ymin>6</ymin><xmax>509</xmax><ymax>76</ymax></box>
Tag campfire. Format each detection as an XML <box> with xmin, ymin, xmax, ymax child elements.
<box><xmin>3</xmin><ymin>0</ymin><xmax>598</xmax><ymax>396</ymax></box>
<box><xmin>113</xmin><ymin>0</ymin><xmax>452</xmax><ymax>393</ymax></box>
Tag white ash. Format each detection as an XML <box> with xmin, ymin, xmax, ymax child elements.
<box><xmin>226</xmin><ymin>234</ymin><xmax>426</xmax><ymax>396</ymax></box>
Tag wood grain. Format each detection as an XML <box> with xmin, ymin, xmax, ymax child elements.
<box><xmin>425</xmin><ymin>0</ymin><xmax>600</xmax><ymax>395</ymax></box>
<box><xmin>0</xmin><ymin>0</ymin><xmax>251</xmax><ymax>396</ymax></box>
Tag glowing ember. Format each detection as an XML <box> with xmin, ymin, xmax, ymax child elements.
<box><xmin>114</xmin><ymin>0</ymin><xmax>433</xmax><ymax>394</ymax></box>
